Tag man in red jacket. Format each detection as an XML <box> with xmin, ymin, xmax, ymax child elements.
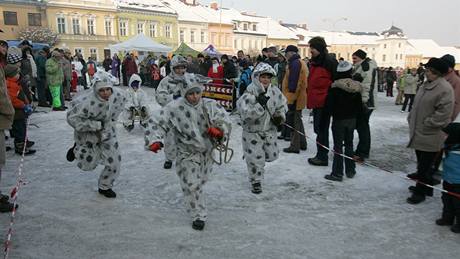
<box><xmin>307</xmin><ymin>37</ymin><xmax>338</xmax><ymax>166</ymax></box>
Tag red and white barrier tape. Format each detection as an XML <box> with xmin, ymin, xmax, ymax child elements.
<box><xmin>281</xmin><ymin>122</ymin><xmax>460</xmax><ymax>200</ymax></box>
<box><xmin>4</xmin><ymin>117</ymin><xmax>30</xmax><ymax>259</ymax></box>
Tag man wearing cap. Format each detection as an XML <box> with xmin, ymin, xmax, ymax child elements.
<box><xmin>66</xmin><ymin>71</ymin><xmax>127</xmax><ymax>198</ymax></box>
<box><xmin>282</xmin><ymin>45</ymin><xmax>308</xmax><ymax>154</ymax></box>
<box><xmin>352</xmin><ymin>49</ymin><xmax>378</xmax><ymax>162</ymax></box>
<box><xmin>307</xmin><ymin>37</ymin><xmax>338</xmax><ymax>166</ymax></box>
<box><xmin>144</xmin><ymin>73</ymin><xmax>231</xmax><ymax>230</ymax></box>
<box><xmin>441</xmin><ymin>54</ymin><xmax>460</xmax><ymax>120</ymax></box>
<box><xmin>0</xmin><ymin>39</ymin><xmax>17</xmax><ymax>212</ymax></box>
<box><xmin>46</xmin><ymin>51</ymin><xmax>65</xmax><ymax>111</ymax></box>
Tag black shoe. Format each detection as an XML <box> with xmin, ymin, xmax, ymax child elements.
<box><xmin>0</xmin><ymin>194</ymin><xmax>9</xmax><ymax>203</ymax></box>
<box><xmin>345</xmin><ymin>170</ymin><xmax>356</xmax><ymax>179</ymax></box>
<box><xmin>308</xmin><ymin>157</ymin><xmax>328</xmax><ymax>166</ymax></box>
<box><xmin>408</xmin><ymin>185</ymin><xmax>433</xmax><ymax>197</ymax></box>
<box><xmin>14</xmin><ymin>143</ymin><xmax>36</xmax><ymax>155</ymax></box>
<box><xmin>0</xmin><ymin>200</ymin><xmax>18</xmax><ymax>213</ymax></box>
<box><xmin>407</xmin><ymin>193</ymin><xmax>425</xmax><ymax>204</ymax></box>
<box><xmin>163</xmin><ymin>160</ymin><xmax>173</xmax><ymax>169</ymax></box>
<box><xmin>26</xmin><ymin>140</ymin><xmax>35</xmax><ymax>148</ymax></box>
<box><xmin>98</xmin><ymin>188</ymin><xmax>116</xmax><ymax>198</ymax></box>
<box><xmin>283</xmin><ymin>147</ymin><xmax>299</xmax><ymax>154</ymax></box>
<box><xmin>66</xmin><ymin>146</ymin><xmax>75</xmax><ymax>162</ymax></box>
<box><xmin>407</xmin><ymin>172</ymin><xmax>418</xmax><ymax>180</ymax></box>
<box><xmin>277</xmin><ymin>135</ymin><xmax>284</xmax><ymax>140</ymax></box>
<box><xmin>324</xmin><ymin>174</ymin><xmax>343</xmax><ymax>182</ymax></box>
<box><xmin>300</xmin><ymin>146</ymin><xmax>307</xmax><ymax>151</ymax></box>
<box><xmin>52</xmin><ymin>107</ymin><xmax>65</xmax><ymax>111</ymax></box>
<box><xmin>192</xmin><ymin>219</ymin><xmax>205</xmax><ymax>231</ymax></box>
<box><xmin>251</xmin><ymin>182</ymin><xmax>262</xmax><ymax>194</ymax></box>
<box><xmin>284</xmin><ymin>137</ymin><xmax>291</xmax><ymax>142</ymax></box>
<box><xmin>436</xmin><ymin>217</ymin><xmax>454</xmax><ymax>226</ymax></box>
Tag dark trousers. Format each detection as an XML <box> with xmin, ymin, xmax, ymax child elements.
<box><xmin>332</xmin><ymin>119</ymin><xmax>356</xmax><ymax>177</ymax></box>
<box><xmin>11</xmin><ymin>118</ymin><xmax>26</xmax><ymax>144</ymax></box>
<box><xmin>36</xmin><ymin>77</ymin><xmax>48</xmax><ymax>104</ymax></box>
<box><xmin>289</xmin><ymin>110</ymin><xmax>307</xmax><ymax>151</ymax></box>
<box><xmin>441</xmin><ymin>181</ymin><xmax>460</xmax><ymax>219</ymax></box>
<box><xmin>414</xmin><ymin>150</ymin><xmax>438</xmax><ymax>196</ymax></box>
<box><xmin>355</xmin><ymin>108</ymin><xmax>373</xmax><ymax>158</ymax></box>
<box><xmin>280</xmin><ymin>111</ymin><xmax>294</xmax><ymax>140</ymax></box>
<box><xmin>402</xmin><ymin>94</ymin><xmax>415</xmax><ymax>112</ymax></box>
<box><xmin>386</xmin><ymin>81</ymin><xmax>394</xmax><ymax>97</ymax></box>
<box><xmin>313</xmin><ymin>108</ymin><xmax>331</xmax><ymax>161</ymax></box>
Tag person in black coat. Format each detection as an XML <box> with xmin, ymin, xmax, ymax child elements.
<box><xmin>324</xmin><ymin>61</ymin><xmax>363</xmax><ymax>181</ymax></box>
<box><xmin>222</xmin><ymin>54</ymin><xmax>238</xmax><ymax>109</ymax></box>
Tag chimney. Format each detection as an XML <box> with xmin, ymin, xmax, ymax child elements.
<box><xmin>210</xmin><ymin>1</ymin><xmax>218</xmax><ymax>10</ymax></box>
<box><xmin>298</xmin><ymin>23</ymin><xmax>308</xmax><ymax>30</ymax></box>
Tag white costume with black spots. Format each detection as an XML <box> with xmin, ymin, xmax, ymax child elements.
<box><xmin>122</xmin><ymin>74</ymin><xmax>150</xmax><ymax>126</ymax></box>
<box><xmin>155</xmin><ymin>55</ymin><xmax>189</xmax><ymax>162</ymax></box>
<box><xmin>67</xmin><ymin>71</ymin><xmax>127</xmax><ymax>190</ymax></box>
<box><xmin>237</xmin><ymin>63</ymin><xmax>288</xmax><ymax>184</ymax></box>
<box><xmin>145</xmin><ymin>74</ymin><xmax>231</xmax><ymax>222</ymax></box>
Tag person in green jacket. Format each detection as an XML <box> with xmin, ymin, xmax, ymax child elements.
<box><xmin>46</xmin><ymin>50</ymin><xmax>64</xmax><ymax>111</ymax></box>
<box><xmin>395</xmin><ymin>69</ymin><xmax>408</xmax><ymax>105</ymax></box>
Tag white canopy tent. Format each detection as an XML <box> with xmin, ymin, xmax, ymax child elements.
<box><xmin>110</xmin><ymin>34</ymin><xmax>172</xmax><ymax>53</ymax></box>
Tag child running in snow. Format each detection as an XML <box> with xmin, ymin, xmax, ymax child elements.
<box><xmin>122</xmin><ymin>74</ymin><xmax>150</xmax><ymax>131</ymax></box>
<box><xmin>144</xmin><ymin>73</ymin><xmax>231</xmax><ymax>230</ymax></box>
<box><xmin>324</xmin><ymin>61</ymin><xmax>363</xmax><ymax>182</ymax></box>
<box><xmin>435</xmin><ymin>112</ymin><xmax>460</xmax><ymax>233</ymax></box>
<box><xmin>66</xmin><ymin>70</ymin><xmax>127</xmax><ymax>198</ymax></box>
<box><xmin>237</xmin><ymin>63</ymin><xmax>287</xmax><ymax>194</ymax></box>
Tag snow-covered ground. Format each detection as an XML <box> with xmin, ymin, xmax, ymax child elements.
<box><xmin>1</xmin><ymin>88</ymin><xmax>459</xmax><ymax>259</ymax></box>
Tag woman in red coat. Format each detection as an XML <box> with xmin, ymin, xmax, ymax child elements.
<box><xmin>207</xmin><ymin>57</ymin><xmax>224</xmax><ymax>85</ymax></box>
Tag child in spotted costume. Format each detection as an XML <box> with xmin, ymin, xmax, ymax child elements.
<box><xmin>155</xmin><ymin>55</ymin><xmax>189</xmax><ymax>169</ymax></box>
<box><xmin>237</xmin><ymin>63</ymin><xmax>288</xmax><ymax>194</ymax></box>
<box><xmin>122</xmin><ymin>73</ymin><xmax>150</xmax><ymax>131</ymax></box>
<box><xmin>66</xmin><ymin>71</ymin><xmax>127</xmax><ymax>198</ymax></box>
<box><xmin>145</xmin><ymin>73</ymin><xmax>231</xmax><ymax>230</ymax></box>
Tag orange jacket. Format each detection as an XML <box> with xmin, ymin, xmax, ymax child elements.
<box><xmin>6</xmin><ymin>77</ymin><xmax>28</xmax><ymax>109</ymax></box>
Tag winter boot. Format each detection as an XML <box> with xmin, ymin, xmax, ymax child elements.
<box><xmin>251</xmin><ymin>182</ymin><xmax>262</xmax><ymax>194</ymax></box>
<box><xmin>26</xmin><ymin>140</ymin><xmax>35</xmax><ymax>148</ymax></box>
<box><xmin>407</xmin><ymin>193</ymin><xmax>425</xmax><ymax>204</ymax></box>
<box><xmin>66</xmin><ymin>145</ymin><xmax>76</xmax><ymax>162</ymax></box>
<box><xmin>14</xmin><ymin>143</ymin><xmax>36</xmax><ymax>155</ymax></box>
<box><xmin>0</xmin><ymin>200</ymin><xmax>17</xmax><ymax>213</ymax></box>
<box><xmin>283</xmin><ymin>147</ymin><xmax>299</xmax><ymax>154</ymax></box>
<box><xmin>324</xmin><ymin>173</ymin><xmax>343</xmax><ymax>182</ymax></box>
<box><xmin>451</xmin><ymin>217</ymin><xmax>460</xmax><ymax>233</ymax></box>
<box><xmin>0</xmin><ymin>194</ymin><xmax>9</xmax><ymax>203</ymax></box>
<box><xmin>163</xmin><ymin>160</ymin><xmax>173</xmax><ymax>169</ymax></box>
<box><xmin>435</xmin><ymin>214</ymin><xmax>454</xmax><ymax>226</ymax></box>
<box><xmin>345</xmin><ymin>170</ymin><xmax>356</xmax><ymax>179</ymax></box>
<box><xmin>308</xmin><ymin>157</ymin><xmax>328</xmax><ymax>166</ymax></box>
<box><xmin>407</xmin><ymin>172</ymin><xmax>419</xmax><ymax>180</ymax></box>
<box><xmin>192</xmin><ymin>219</ymin><xmax>205</xmax><ymax>230</ymax></box>
<box><xmin>98</xmin><ymin>188</ymin><xmax>116</xmax><ymax>198</ymax></box>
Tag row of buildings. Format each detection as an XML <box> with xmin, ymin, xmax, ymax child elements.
<box><xmin>1</xmin><ymin>0</ymin><xmax>459</xmax><ymax>69</ymax></box>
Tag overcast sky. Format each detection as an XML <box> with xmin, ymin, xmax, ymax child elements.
<box><xmin>200</xmin><ymin>0</ymin><xmax>460</xmax><ymax>46</ymax></box>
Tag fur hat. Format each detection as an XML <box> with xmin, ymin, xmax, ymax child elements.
<box><xmin>353</xmin><ymin>49</ymin><xmax>367</xmax><ymax>60</ymax></box>
<box><xmin>337</xmin><ymin>61</ymin><xmax>353</xmax><ymax>72</ymax></box>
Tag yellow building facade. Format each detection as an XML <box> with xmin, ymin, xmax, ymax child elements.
<box><xmin>0</xmin><ymin>0</ymin><xmax>47</xmax><ymax>41</ymax></box>
<box><xmin>46</xmin><ymin>0</ymin><xmax>118</xmax><ymax>61</ymax></box>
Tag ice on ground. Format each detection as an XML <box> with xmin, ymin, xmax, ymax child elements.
<box><xmin>1</xmin><ymin>88</ymin><xmax>459</xmax><ymax>259</ymax></box>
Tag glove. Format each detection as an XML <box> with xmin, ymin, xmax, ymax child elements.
<box><xmin>149</xmin><ymin>142</ymin><xmax>164</xmax><ymax>153</ymax></box>
<box><xmin>271</xmin><ymin>115</ymin><xmax>284</xmax><ymax>127</ymax></box>
<box><xmin>23</xmin><ymin>104</ymin><xmax>33</xmax><ymax>115</ymax></box>
<box><xmin>256</xmin><ymin>94</ymin><xmax>270</xmax><ymax>107</ymax></box>
<box><xmin>129</xmin><ymin>106</ymin><xmax>135</xmax><ymax>112</ymax></box>
<box><xmin>207</xmin><ymin>127</ymin><xmax>224</xmax><ymax>139</ymax></box>
<box><xmin>173</xmin><ymin>93</ymin><xmax>181</xmax><ymax>100</ymax></box>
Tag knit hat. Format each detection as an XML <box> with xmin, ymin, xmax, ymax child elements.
<box><xmin>91</xmin><ymin>70</ymin><xmax>117</xmax><ymax>95</ymax></box>
<box><xmin>4</xmin><ymin>64</ymin><xmax>20</xmax><ymax>78</ymax></box>
<box><xmin>285</xmin><ymin>45</ymin><xmax>299</xmax><ymax>53</ymax></box>
<box><xmin>441</xmin><ymin>54</ymin><xmax>456</xmax><ymax>69</ymax></box>
<box><xmin>221</xmin><ymin>54</ymin><xmax>229</xmax><ymax>61</ymax></box>
<box><xmin>424</xmin><ymin>58</ymin><xmax>449</xmax><ymax>75</ymax></box>
<box><xmin>337</xmin><ymin>61</ymin><xmax>353</xmax><ymax>72</ymax></box>
<box><xmin>353</xmin><ymin>49</ymin><xmax>367</xmax><ymax>60</ymax></box>
<box><xmin>308</xmin><ymin>37</ymin><xmax>327</xmax><ymax>53</ymax></box>
<box><xmin>171</xmin><ymin>55</ymin><xmax>188</xmax><ymax>69</ymax></box>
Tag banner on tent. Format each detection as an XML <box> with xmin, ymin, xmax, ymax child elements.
<box><xmin>203</xmin><ymin>82</ymin><xmax>234</xmax><ymax>111</ymax></box>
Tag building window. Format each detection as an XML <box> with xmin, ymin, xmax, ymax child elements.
<box><xmin>382</xmin><ymin>54</ymin><xmax>386</xmax><ymax>62</ymax></box>
<box><xmin>28</xmin><ymin>13</ymin><xmax>41</xmax><ymax>26</ymax></box>
<box><xmin>201</xmin><ymin>31</ymin><xmax>205</xmax><ymax>43</ymax></box>
<box><xmin>233</xmin><ymin>23</ymin><xmax>237</xmax><ymax>30</ymax></box>
<box><xmin>252</xmin><ymin>24</ymin><xmax>257</xmax><ymax>31</ymax></box>
<box><xmin>179</xmin><ymin>29</ymin><xmax>185</xmax><ymax>43</ymax></box>
<box><xmin>383</xmin><ymin>44</ymin><xmax>387</xmax><ymax>49</ymax></box>
<box><xmin>90</xmin><ymin>48</ymin><xmax>97</xmax><ymax>61</ymax></box>
<box><xmin>190</xmin><ymin>30</ymin><xmax>195</xmax><ymax>43</ymax></box>
<box><xmin>119</xmin><ymin>21</ymin><xmax>127</xmax><ymax>36</ymax></box>
<box><xmin>87</xmin><ymin>18</ymin><xmax>95</xmax><ymax>35</ymax></box>
<box><xmin>165</xmin><ymin>24</ymin><xmax>171</xmax><ymax>38</ymax></box>
<box><xmin>400</xmin><ymin>54</ymin><xmax>403</xmax><ymax>60</ymax></box>
<box><xmin>149</xmin><ymin>23</ymin><xmax>156</xmax><ymax>37</ymax></box>
<box><xmin>137</xmin><ymin>22</ymin><xmax>144</xmax><ymax>34</ymax></box>
<box><xmin>72</xmin><ymin>18</ymin><xmax>80</xmax><ymax>35</ymax></box>
<box><xmin>395</xmin><ymin>54</ymin><xmax>398</xmax><ymax>60</ymax></box>
<box><xmin>74</xmin><ymin>48</ymin><xmax>83</xmax><ymax>57</ymax></box>
<box><xmin>3</xmin><ymin>11</ymin><xmax>18</xmax><ymax>26</ymax></box>
<box><xmin>57</xmin><ymin>17</ymin><xmax>66</xmax><ymax>34</ymax></box>
<box><xmin>243</xmin><ymin>23</ymin><xmax>248</xmax><ymax>31</ymax></box>
<box><xmin>105</xmin><ymin>20</ymin><xmax>112</xmax><ymax>35</ymax></box>
<box><xmin>398</xmin><ymin>43</ymin><xmax>402</xmax><ymax>48</ymax></box>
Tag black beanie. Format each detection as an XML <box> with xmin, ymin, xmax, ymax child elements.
<box><xmin>308</xmin><ymin>37</ymin><xmax>327</xmax><ymax>53</ymax></box>
<box><xmin>424</xmin><ymin>58</ymin><xmax>449</xmax><ymax>75</ymax></box>
<box><xmin>285</xmin><ymin>45</ymin><xmax>299</xmax><ymax>53</ymax></box>
<box><xmin>353</xmin><ymin>49</ymin><xmax>367</xmax><ymax>60</ymax></box>
<box><xmin>441</xmin><ymin>54</ymin><xmax>455</xmax><ymax>68</ymax></box>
